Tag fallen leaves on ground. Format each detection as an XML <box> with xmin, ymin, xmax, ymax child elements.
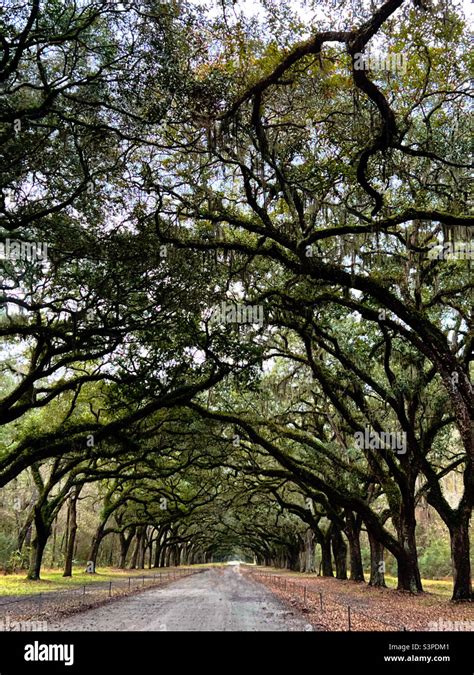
<box><xmin>244</xmin><ymin>569</ymin><xmax>474</xmax><ymax>632</ymax></box>
<box><xmin>0</xmin><ymin>575</ymin><xmax>192</xmax><ymax>625</ymax></box>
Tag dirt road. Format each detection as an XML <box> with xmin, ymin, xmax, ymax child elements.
<box><xmin>50</xmin><ymin>566</ymin><xmax>313</xmax><ymax>631</ymax></box>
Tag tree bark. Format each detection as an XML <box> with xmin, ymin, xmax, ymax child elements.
<box><xmin>319</xmin><ymin>533</ymin><xmax>334</xmax><ymax>577</ymax></box>
<box><xmin>345</xmin><ymin>510</ymin><xmax>365</xmax><ymax>582</ymax></box>
<box><xmin>449</xmin><ymin>511</ymin><xmax>473</xmax><ymax>601</ymax></box>
<box><xmin>137</xmin><ymin>527</ymin><xmax>146</xmax><ymax>569</ymax></box>
<box><xmin>88</xmin><ymin>522</ymin><xmax>112</xmax><ymax>571</ymax></box>
<box><xmin>50</xmin><ymin>518</ymin><xmax>57</xmax><ymax>568</ymax></box>
<box><xmin>63</xmin><ymin>489</ymin><xmax>79</xmax><ymax>577</ymax></box>
<box><xmin>331</xmin><ymin>526</ymin><xmax>348</xmax><ymax>580</ymax></box>
<box><xmin>395</xmin><ymin>501</ymin><xmax>423</xmax><ymax>592</ymax></box>
<box><xmin>27</xmin><ymin>508</ymin><xmax>49</xmax><ymax>581</ymax></box>
<box><xmin>368</xmin><ymin>530</ymin><xmax>386</xmax><ymax>587</ymax></box>
<box><xmin>119</xmin><ymin>527</ymin><xmax>135</xmax><ymax>569</ymax></box>
<box><xmin>129</xmin><ymin>529</ymin><xmax>142</xmax><ymax>569</ymax></box>
<box><xmin>426</xmin><ymin>482</ymin><xmax>473</xmax><ymax>601</ymax></box>
<box><xmin>304</xmin><ymin>530</ymin><xmax>316</xmax><ymax>572</ymax></box>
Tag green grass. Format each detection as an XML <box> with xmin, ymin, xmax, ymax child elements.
<box><xmin>0</xmin><ymin>565</ymin><xmax>191</xmax><ymax>597</ymax></box>
<box><xmin>384</xmin><ymin>574</ymin><xmax>453</xmax><ymax>597</ymax></box>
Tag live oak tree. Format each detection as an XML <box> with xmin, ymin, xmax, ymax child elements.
<box><xmin>0</xmin><ymin>0</ymin><xmax>471</xmax><ymax>600</ymax></box>
<box><xmin>141</xmin><ymin>0</ymin><xmax>471</xmax><ymax>598</ymax></box>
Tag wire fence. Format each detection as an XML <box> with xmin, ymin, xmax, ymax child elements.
<box><xmin>248</xmin><ymin>569</ymin><xmax>408</xmax><ymax>632</ymax></box>
<box><xmin>0</xmin><ymin>568</ymin><xmax>204</xmax><ymax>626</ymax></box>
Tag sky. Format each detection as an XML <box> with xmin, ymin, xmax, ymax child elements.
<box><xmin>190</xmin><ymin>0</ymin><xmax>473</xmax><ymax>29</ymax></box>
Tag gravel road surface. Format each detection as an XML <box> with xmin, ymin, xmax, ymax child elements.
<box><xmin>50</xmin><ymin>566</ymin><xmax>313</xmax><ymax>631</ymax></box>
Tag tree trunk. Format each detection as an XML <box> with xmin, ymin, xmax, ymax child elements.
<box><xmin>319</xmin><ymin>534</ymin><xmax>334</xmax><ymax>577</ymax></box>
<box><xmin>18</xmin><ymin>512</ymin><xmax>34</xmax><ymax>553</ymax></box>
<box><xmin>345</xmin><ymin>510</ymin><xmax>364</xmax><ymax>582</ymax></box>
<box><xmin>331</xmin><ymin>526</ymin><xmax>348</xmax><ymax>580</ymax></box>
<box><xmin>396</xmin><ymin>505</ymin><xmax>423</xmax><ymax>593</ymax></box>
<box><xmin>303</xmin><ymin>530</ymin><xmax>315</xmax><ymax>572</ymax></box>
<box><xmin>397</xmin><ymin>553</ymin><xmax>423</xmax><ymax>593</ymax></box>
<box><xmin>159</xmin><ymin>543</ymin><xmax>167</xmax><ymax>568</ymax></box>
<box><xmin>426</xmin><ymin>474</ymin><xmax>472</xmax><ymax>600</ymax></box>
<box><xmin>368</xmin><ymin>530</ymin><xmax>386</xmax><ymax>587</ymax></box>
<box><xmin>449</xmin><ymin>513</ymin><xmax>473</xmax><ymax>601</ymax></box>
<box><xmin>287</xmin><ymin>546</ymin><xmax>300</xmax><ymax>571</ymax></box>
<box><xmin>24</xmin><ymin>524</ymin><xmax>32</xmax><ymax>550</ymax></box>
<box><xmin>148</xmin><ymin>535</ymin><xmax>154</xmax><ymax>569</ymax></box>
<box><xmin>88</xmin><ymin>522</ymin><xmax>107</xmax><ymax>572</ymax></box>
<box><xmin>63</xmin><ymin>491</ymin><xmax>79</xmax><ymax>577</ymax></box>
<box><xmin>50</xmin><ymin>518</ymin><xmax>57</xmax><ymax>568</ymax></box>
<box><xmin>27</xmin><ymin>509</ymin><xmax>49</xmax><ymax>581</ymax></box>
<box><xmin>119</xmin><ymin>528</ymin><xmax>134</xmax><ymax>569</ymax></box>
<box><xmin>27</xmin><ymin>532</ymin><xmax>48</xmax><ymax>581</ymax></box>
<box><xmin>137</xmin><ymin>527</ymin><xmax>146</xmax><ymax>569</ymax></box>
<box><xmin>119</xmin><ymin>534</ymin><xmax>127</xmax><ymax>569</ymax></box>
<box><xmin>154</xmin><ymin>539</ymin><xmax>161</xmax><ymax>568</ymax></box>
<box><xmin>129</xmin><ymin>530</ymin><xmax>141</xmax><ymax>569</ymax></box>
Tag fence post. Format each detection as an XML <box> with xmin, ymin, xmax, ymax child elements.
<box><xmin>128</xmin><ymin>577</ymin><xmax>131</xmax><ymax>591</ymax></box>
<box><xmin>108</xmin><ymin>581</ymin><xmax>112</xmax><ymax>597</ymax></box>
<box><xmin>142</xmin><ymin>575</ymin><xmax>145</xmax><ymax>586</ymax></box>
<box><xmin>348</xmin><ymin>606</ymin><xmax>352</xmax><ymax>631</ymax></box>
<box><xmin>82</xmin><ymin>585</ymin><xmax>86</xmax><ymax>604</ymax></box>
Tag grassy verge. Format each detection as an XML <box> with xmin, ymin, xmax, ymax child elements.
<box><xmin>384</xmin><ymin>575</ymin><xmax>453</xmax><ymax>598</ymax></box>
<box><xmin>0</xmin><ymin>565</ymin><xmax>193</xmax><ymax>597</ymax></box>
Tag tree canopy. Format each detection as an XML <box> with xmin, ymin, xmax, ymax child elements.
<box><xmin>0</xmin><ymin>0</ymin><xmax>472</xmax><ymax>601</ymax></box>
